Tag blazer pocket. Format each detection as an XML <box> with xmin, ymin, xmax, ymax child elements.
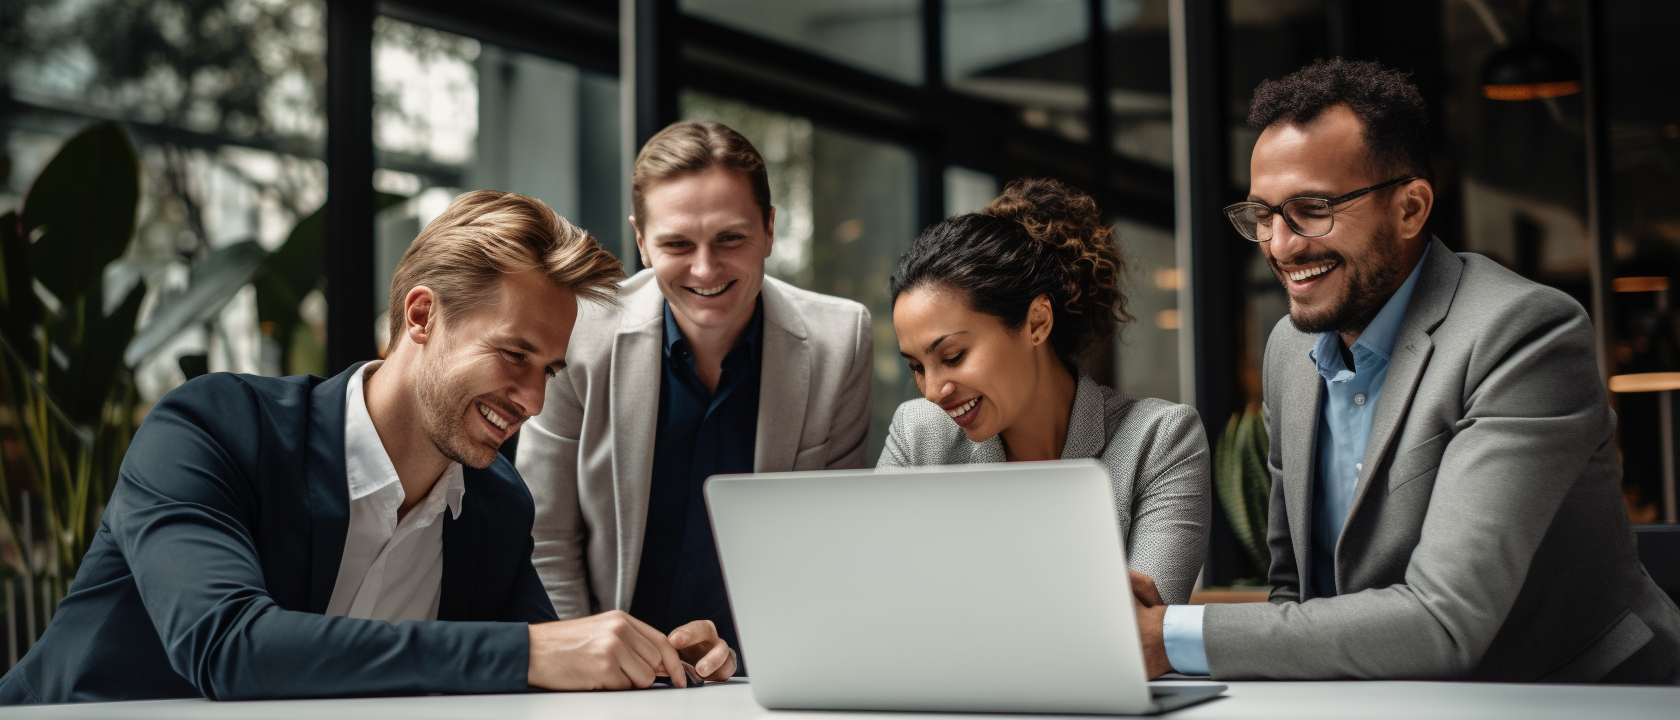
<box><xmin>1387</xmin><ymin>429</ymin><xmax>1451</xmax><ymax>494</ymax></box>
<box><xmin>793</xmin><ymin>441</ymin><xmax>831</xmax><ymax>471</ymax></box>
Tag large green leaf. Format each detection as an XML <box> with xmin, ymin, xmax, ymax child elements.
<box><xmin>0</xmin><ymin>211</ymin><xmax>41</xmax><ymax>359</ymax></box>
<box><xmin>20</xmin><ymin>122</ymin><xmax>140</xmax><ymax>304</ymax></box>
<box><xmin>61</xmin><ymin>280</ymin><xmax>147</xmax><ymax>425</ymax></box>
<box><xmin>124</xmin><ymin>240</ymin><xmax>268</xmax><ymax>367</ymax></box>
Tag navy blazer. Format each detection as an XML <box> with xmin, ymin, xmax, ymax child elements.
<box><xmin>0</xmin><ymin>365</ymin><xmax>558</xmax><ymax>704</ymax></box>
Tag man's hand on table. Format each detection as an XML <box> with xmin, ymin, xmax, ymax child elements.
<box><xmin>669</xmin><ymin>619</ymin><xmax>739</xmax><ymax>681</ymax></box>
<box><xmin>1129</xmin><ymin>570</ymin><xmax>1172</xmax><ymax>679</ymax></box>
<box><xmin>527</xmin><ymin>610</ymin><xmax>690</xmax><ymax>689</ymax></box>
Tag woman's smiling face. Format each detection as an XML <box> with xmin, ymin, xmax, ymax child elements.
<box><xmin>893</xmin><ymin>284</ymin><xmax>1049</xmax><ymax>444</ymax></box>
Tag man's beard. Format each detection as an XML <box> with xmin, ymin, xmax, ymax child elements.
<box><xmin>1278</xmin><ymin>222</ymin><xmax>1409</xmax><ymax>336</ymax></box>
<box><xmin>415</xmin><ymin>355</ymin><xmax>499</xmax><ymax>469</ymax></box>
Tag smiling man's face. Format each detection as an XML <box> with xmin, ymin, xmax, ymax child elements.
<box><xmin>633</xmin><ymin>166</ymin><xmax>773</xmax><ymax>342</ymax></box>
<box><xmin>1251</xmin><ymin>104</ymin><xmax>1413</xmax><ymax>337</ymax></box>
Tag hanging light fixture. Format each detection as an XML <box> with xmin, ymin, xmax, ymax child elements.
<box><xmin>1480</xmin><ymin>0</ymin><xmax>1581</xmax><ymax>101</ymax></box>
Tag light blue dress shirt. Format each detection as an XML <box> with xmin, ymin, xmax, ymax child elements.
<box><xmin>1161</xmin><ymin>245</ymin><xmax>1430</xmax><ymax>675</ymax></box>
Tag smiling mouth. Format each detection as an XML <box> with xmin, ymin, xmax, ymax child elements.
<box><xmin>1285</xmin><ymin>260</ymin><xmax>1337</xmax><ymax>282</ymax></box>
<box><xmin>686</xmin><ymin>280</ymin><xmax>733</xmax><ymax>297</ymax></box>
<box><xmin>477</xmin><ymin>401</ymin><xmax>516</xmax><ymax>437</ymax></box>
<box><xmin>945</xmin><ymin>397</ymin><xmax>980</xmax><ymax>419</ymax></box>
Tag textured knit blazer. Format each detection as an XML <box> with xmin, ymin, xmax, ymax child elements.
<box><xmin>876</xmin><ymin>371</ymin><xmax>1212</xmax><ymax>604</ymax></box>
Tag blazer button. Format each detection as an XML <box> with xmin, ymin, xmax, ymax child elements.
<box><xmin>1354</xmin><ymin>393</ymin><xmax>1366</xmax><ymax>405</ymax></box>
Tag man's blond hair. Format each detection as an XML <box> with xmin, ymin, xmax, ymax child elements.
<box><xmin>631</xmin><ymin>121</ymin><xmax>771</xmax><ymax>228</ymax></box>
<box><xmin>385</xmin><ymin>190</ymin><xmax>623</xmax><ymax>352</ymax></box>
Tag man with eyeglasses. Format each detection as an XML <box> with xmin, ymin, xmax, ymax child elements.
<box><xmin>1130</xmin><ymin>58</ymin><xmax>1680</xmax><ymax>683</ymax></box>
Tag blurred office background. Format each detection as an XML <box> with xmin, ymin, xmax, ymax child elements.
<box><xmin>1</xmin><ymin>0</ymin><xmax>1677</xmax><ymax>623</ymax></box>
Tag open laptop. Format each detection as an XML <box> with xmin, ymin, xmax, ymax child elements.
<box><xmin>704</xmin><ymin>460</ymin><xmax>1226</xmax><ymax>715</ymax></box>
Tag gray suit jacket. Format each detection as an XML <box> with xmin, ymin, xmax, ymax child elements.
<box><xmin>1206</xmin><ymin>238</ymin><xmax>1680</xmax><ymax>682</ymax></box>
<box><xmin>877</xmin><ymin>372</ymin><xmax>1211</xmax><ymax>604</ymax></box>
<box><xmin>515</xmin><ymin>270</ymin><xmax>874</xmax><ymax>618</ymax></box>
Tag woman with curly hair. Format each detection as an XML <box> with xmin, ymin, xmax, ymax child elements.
<box><xmin>880</xmin><ymin>177</ymin><xmax>1211</xmax><ymax>604</ymax></box>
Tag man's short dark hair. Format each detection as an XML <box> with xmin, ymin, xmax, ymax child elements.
<box><xmin>1248</xmin><ymin>58</ymin><xmax>1433</xmax><ymax>184</ymax></box>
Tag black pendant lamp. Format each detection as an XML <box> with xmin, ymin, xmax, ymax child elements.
<box><xmin>1481</xmin><ymin>0</ymin><xmax>1581</xmax><ymax>101</ymax></box>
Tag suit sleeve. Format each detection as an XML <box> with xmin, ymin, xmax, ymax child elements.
<box><xmin>113</xmin><ymin>379</ymin><xmax>529</xmax><ymax>700</ymax></box>
<box><xmin>1125</xmin><ymin>404</ymin><xmax>1212</xmax><ymax>605</ymax></box>
<box><xmin>514</xmin><ymin>371</ymin><xmax>595</xmax><ymax>619</ymax></box>
<box><xmin>1205</xmin><ymin>290</ymin><xmax>1610</xmax><ymax>679</ymax></box>
<box><xmin>825</xmin><ymin>303</ymin><xmax>874</xmax><ymax>470</ymax></box>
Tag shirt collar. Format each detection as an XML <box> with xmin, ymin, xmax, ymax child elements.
<box><xmin>344</xmin><ymin>362</ymin><xmax>465</xmax><ymax>520</ymax></box>
<box><xmin>662</xmin><ymin>294</ymin><xmax>765</xmax><ymax>367</ymax></box>
<box><xmin>1308</xmin><ymin>242</ymin><xmax>1431</xmax><ymax>377</ymax></box>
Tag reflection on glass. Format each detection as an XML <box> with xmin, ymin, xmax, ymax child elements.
<box><xmin>372</xmin><ymin>18</ymin><xmax>623</xmax><ymax>349</ymax></box>
<box><xmin>944</xmin><ymin>166</ymin><xmax>999</xmax><ymax>217</ymax></box>
<box><xmin>946</xmin><ymin>0</ymin><xmax>1146</xmax><ymax>143</ymax></box>
<box><xmin>1107</xmin><ymin>0</ymin><xmax>1172</xmax><ymax>168</ymax></box>
<box><xmin>2</xmin><ymin>0</ymin><xmax>328</xmax><ymax>398</ymax></box>
<box><xmin>1113</xmin><ymin>219</ymin><xmax>1179</xmax><ymax>402</ymax></box>
<box><xmin>682</xmin><ymin>92</ymin><xmax>919</xmax><ymax>463</ymax></box>
<box><xmin>681</xmin><ymin>0</ymin><xmax>923</xmax><ymax>84</ymax></box>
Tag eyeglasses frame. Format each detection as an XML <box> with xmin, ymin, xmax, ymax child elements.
<box><xmin>1222</xmin><ymin>176</ymin><xmax>1419</xmax><ymax>242</ymax></box>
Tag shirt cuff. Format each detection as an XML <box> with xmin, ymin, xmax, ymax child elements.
<box><xmin>1162</xmin><ymin>605</ymin><xmax>1210</xmax><ymax>676</ymax></box>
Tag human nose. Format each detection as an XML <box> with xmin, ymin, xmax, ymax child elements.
<box><xmin>1266</xmin><ymin>213</ymin><xmax>1310</xmax><ymax>260</ymax></box>
<box><xmin>920</xmin><ymin>369</ymin><xmax>955</xmax><ymax>404</ymax></box>
<box><xmin>512</xmin><ymin>369</ymin><xmax>546</xmax><ymax>420</ymax></box>
<box><xmin>691</xmin><ymin>244</ymin><xmax>719</xmax><ymax>281</ymax></box>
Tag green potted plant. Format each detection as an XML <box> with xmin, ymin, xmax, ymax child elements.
<box><xmin>1212</xmin><ymin>405</ymin><xmax>1272</xmax><ymax>592</ymax></box>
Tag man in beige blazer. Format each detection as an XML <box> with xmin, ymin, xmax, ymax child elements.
<box><xmin>1132</xmin><ymin>59</ymin><xmax>1680</xmax><ymax>683</ymax></box>
<box><xmin>516</xmin><ymin>122</ymin><xmax>872</xmax><ymax>678</ymax></box>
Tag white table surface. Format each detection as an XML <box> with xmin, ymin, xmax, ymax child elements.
<box><xmin>4</xmin><ymin>678</ymin><xmax>1676</xmax><ymax>719</ymax></box>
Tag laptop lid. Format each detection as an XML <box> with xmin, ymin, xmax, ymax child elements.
<box><xmin>705</xmin><ymin>460</ymin><xmax>1155</xmax><ymax>714</ymax></box>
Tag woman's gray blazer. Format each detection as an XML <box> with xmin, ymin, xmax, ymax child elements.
<box><xmin>877</xmin><ymin>371</ymin><xmax>1212</xmax><ymax>604</ymax></box>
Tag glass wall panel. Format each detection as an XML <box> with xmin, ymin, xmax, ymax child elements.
<box><xmin>1601</xmin><ymin>0</ymin><xmax>1680</xmax><ymax>523</ymax></box>
<box><xmin>682</xmin><ymin>91</ymin><xmax>919</xmax><ymax>464</ymax></box>
<box><xmin>1107</xmin><ymin>0</ymin><xmax>1173</xmax><ymax>169</ymax></box>
<box><xmin>1114</xmin><ymin>219</ymin><xmax>1179</xmax><ymax>403</ymax></box>
<box><xmin>944</xmin><ymin>165</ymin><xmax>999</xmax><ymax>217</ymax></box>
<box><xmin>945</xmin><ymin>0</ymin><xmax>1094</xmax><ymax>143</ymax></box>
<box><xmin>681</xmin><ymin>0</ymin><xmax>923</xmax><ymax>85</ymax></box>
<box><xmin>2</xmin><ymin>0</ymin><xmax>328</xmax><ymax>399</ymax></box>
<box><xmin>371</xmin><ymin>17</ymin><xmax>624</xmax><ymax>350</ymax></box>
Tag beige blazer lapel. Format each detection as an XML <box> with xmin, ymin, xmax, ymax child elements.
<box><xmin>1338</xmin><ymin>239</ymin><xmax>1461</xmax><ymax>569</ymax></box>
<box><xmin>608</xmin><ymin>278</ymin><xmax>666</xmax><ymax>609</ymax></box>
<box><xmin>754</xmin><ymin>279</ymin><xmax>812</xmax><ymax>471</ymax></box>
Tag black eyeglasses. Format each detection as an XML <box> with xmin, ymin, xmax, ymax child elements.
<box><xmin>1223</xmin><ymin>176</ymin><xmax>1417</xmax><ymax>242</ymax></box>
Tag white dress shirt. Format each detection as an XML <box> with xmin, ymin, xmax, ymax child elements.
<box><xmin>325</xmin><ymin>362</ymin><xmax>466</xmax><ymax>623</ymax></box>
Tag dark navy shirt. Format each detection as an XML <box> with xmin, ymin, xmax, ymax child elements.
<box><xmin>629</xmin><ymin>296</ymin><xmax>763</xmax><ymax>661</ymax></box>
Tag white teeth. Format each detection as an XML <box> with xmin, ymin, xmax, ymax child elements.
<box><xmin>690</xmin><ymin>282</ymin><xmax>729</xmax><ymax>296</ymax></box>
<box><xmin>478</xmin><ymin>403</ymin><xmax>509</xmax><ymax>432</ymax></box>
<box><xmin>946</xmin><ymin>397</ymin><xmax>979</xmax><ymax>418</ymax></box>
<box><xmin>1288</xmin><ymin>262</ymin><xmax>1337</xmax><ymax>282</ymax></box>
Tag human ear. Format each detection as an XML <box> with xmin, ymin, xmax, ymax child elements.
<box><xmin>1026</xmin><ymin>295</ymin><xmax>1055</xmax><ymax>346</ymax></box>
<box><xmin>1396</xmin><ymin>180</ymin><xmax>1434</xmax><ymax>239</ymax></box>
<box><xmin>762</xmin><ymin>206</ymin><xmax>776</xmax><ymax>258</ymax></box>
<box><xmin>404</xmin><ymin>286</ymin><xmax>437</xmax><ymax>346</ymax></box>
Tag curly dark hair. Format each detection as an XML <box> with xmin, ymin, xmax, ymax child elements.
<box><xmin>1248</xmin><ymin>58</ymin><xmax>1433</xmax><ymax>184</ymax></box>
<box><xmin>889</xmin><ymin>178</ymin><xmax>1131</xmax><ymax>364</ymax></box>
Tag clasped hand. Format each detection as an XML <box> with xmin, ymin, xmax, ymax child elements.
<box><xmin>527</xmin><ymin>611</ymin><xmax>738</xmax><ymax>690</ymax></box>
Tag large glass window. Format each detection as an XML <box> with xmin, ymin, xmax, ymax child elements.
<box><xmin>3</xmin><ymin>0</ymin><xmax>328</xmax><ymax>398</ymax></box>
<box><xmin>371</xmin><ymin>17</ymin><xmax>624</xmax><ymax>350</ymax></box>
<box><xmin>681</xmin><ymin>0</ymin><xmax>924</xmax><ymax>85</ymax></box>
<box><xmin>1114</xmin><ymin>219</ymin><xmax>1179</xmax><ymax>403</ymax></box>
<box><xmin>945</xmin><ymin>0</ymin><xmax>1095</xmax><ymax>143</ymax></box>
<box><xmin>682</xmin><ymin>92</ymin><xmax>919</xmax><ymax>464</ymax></box>
<box><xmin>1106</xmin><ymin>0</ymin><xmax>1172</xmax><ymax>169</ymax></box>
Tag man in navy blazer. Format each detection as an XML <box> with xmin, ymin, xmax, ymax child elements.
<box><xmin>1</xmin><ymin>191</ymin><xmax>733</xmax><ymax>704</ymax></box>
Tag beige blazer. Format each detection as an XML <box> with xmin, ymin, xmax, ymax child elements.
<box><xmin>1205</xmin><ymin>238</ymin><xmax>1680</xmax><ymax>683</ymax></box>
<box><xmin>515</xmin><ymin>270</ymin><xmax>873</xmax><ymax>618</ymax></box>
